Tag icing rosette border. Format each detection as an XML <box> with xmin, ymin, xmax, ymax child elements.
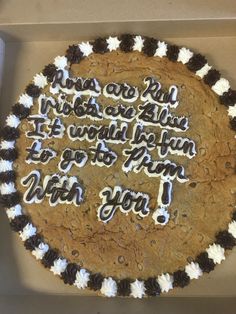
<box><xmin>0</xmin><ymin>34</ymin><xmax>236</xmax><ymax>298</ymax></box>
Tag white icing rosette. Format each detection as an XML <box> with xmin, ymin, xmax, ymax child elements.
<box><xmin>195</xmin><ymin>63</ymin><xmax>212</xmax><ymax>78</ymax></box>
<box><xmin>212</xmin><ymin>78</ymin><xmax>230</xmax><ymax>96</ymax></box>
<box><xmin>206</xmin><ymin>244</ymin><xmax>225</xmax><ymax>264</ymax></box>
<box><xmin>6</xmin><ymin>115</ymin><xmax>20</xmax><ymax>128</ymax></box>
<box><xmin>54</xmin><ymin>56</ymin><xmax>68</xmax><ymax>70</ymax></box>
<box><xmin>177</xmin><ymin>47</ymin><xmax>193</xmax><ymax>64</ymax></box>
<box><xmin>33</xmin><ymin>73</ymin><xmax>48</xmax><ymax>88</ymax></box>
<box><xmin>32</xmin><ymin>243</ymin><xmax>49</xmax><ymax>260</ymax></box>
<box><xmin>79</xmin><ymin>42</ymin><xmax>93</xmax><ymax>57</ymax></box>
<box><xmin>157</xmin><ymin>273</ymin><xmax>173</xmax><ymax>292</ymax></box>
<box><xmin>0</xmin><ymin>182</ymin><xmax>16</xmax><ymax>195</ymax></box>
<box><xmin>228</xmin><ymin>105</ymin><xmax>236</xmax><ymax>118</ymax></box>
<box><xmin>50</xmin><ymin>258</ymin><xmax>68</xmax><ymax>275</ymax></box>
<box><xmin>18</xmin><ymin>93</ymin><xmax>33</xmax><ymax>108</ymax></box>
<box><xmin>6</xmin><ymin>204</ymin><xmax>22</xmax><ymax>220</ymax></box>
<box><xmin>0</xmin><ymin>140</ymin><xmax>15</xmax><ymax>150</ymax></box>
<box><xmin>100</xmin><ymin>277</ymin><xmax>117</xmax><ymax>297</ymax></box>
<box><xmin>0</xmin><ymin>160</ymin><xmax>13</xmax><ymax>172</ymax></box>
<box><xmin>228</xmin><ymin>220</ymin><xmax>236</xmax><ymax>238</ymax></box>
<box><xmin>133</xmin><ymin>35</ymin><xmax>144</xmax><ymax>52</ymax></box>
<box><xmin>185</xmin><ymin>262</ymin><xmax>203</xmax><ymax>279</ymax></box>
<box><xmin>19</xmin><ymin>223</ymin><xmax>37</xmax><ymax>241</ymax></box>
<box><xmin>106</xmin><ymin>36</ymin><xmax>121</xmax><ymax>52</ymax></box>
<box><xmin>130</xmin><ymin>279</ymin><xmax>146</xmax><ymax>298</ymax></box>
<box><xmin>154</xmin><ymin>41</ymin><xmax>167</xmax><ymax>58</ymax></box>
<box><xmin>74</xmin><ymin>269</ymin><xmax>90</xmax><ymax>289</ymax></box>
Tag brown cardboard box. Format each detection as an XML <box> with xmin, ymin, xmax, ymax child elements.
<box><xmin>0</xmin><ymin>1</ymin><xmax>236</xmax><ymax>313</ymax></box>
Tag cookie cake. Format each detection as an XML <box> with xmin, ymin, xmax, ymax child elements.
<box><xmin>0</xmin><ymin>34</ymin><xmax>236</xmax><ymax>298</ymax></box>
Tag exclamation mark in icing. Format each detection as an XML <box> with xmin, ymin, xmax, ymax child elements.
<box><xmin>152</xmin><ymin>179</ymin><xmax>172</xmax><ymax>225</ymax></box>
<box><xmin>161</xmin><ymin>180</ymin><xmax>172</xmax><ymax>207</ymax></box>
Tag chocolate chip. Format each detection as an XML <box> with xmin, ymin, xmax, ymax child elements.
<box><xmin>118</xmin><ymin>256</ymin><xmax>125</xmax><ymax>264</ymax></box>
<box><xmin>71</xmin><ymin>250</ymin><xmax>79</xmax><ymax>257</ymax></box>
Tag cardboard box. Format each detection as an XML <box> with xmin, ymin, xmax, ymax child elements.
<box><xmin>0</xmin><ymin>1</ymin><xmax>236</xmax><ymax>313</ymax></box>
